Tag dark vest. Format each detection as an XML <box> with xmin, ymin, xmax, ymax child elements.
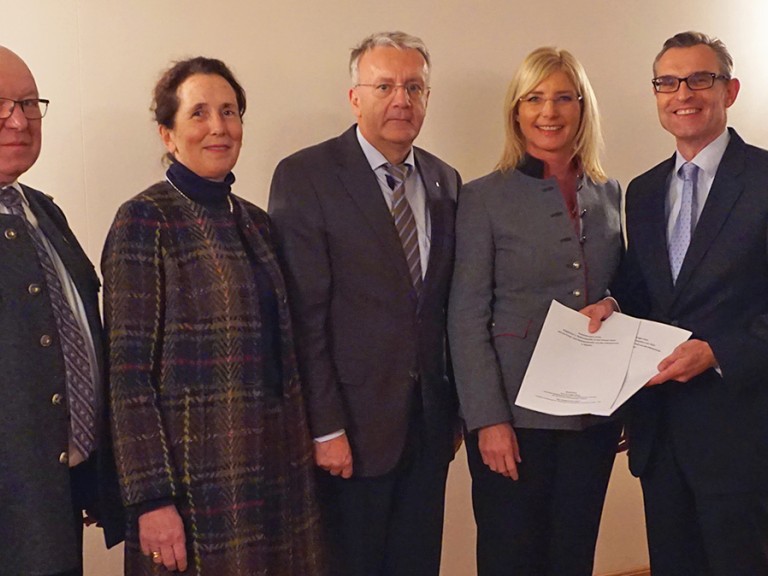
<box><xmin>0</xmin><ymin>211</ymin><xmax>82</xmax><ymax>574</ymax></box>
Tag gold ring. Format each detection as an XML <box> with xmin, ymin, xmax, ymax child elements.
<box><xmin>151</xmin><ymin>552</ymin><xmax>161</xmax><ymax>559</ymax></box>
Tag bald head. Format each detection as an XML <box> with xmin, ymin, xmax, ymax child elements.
<box><xmin>0</xmin><ymin>46</ymin><xmax>42</xmax><ymax>185</ymax></box>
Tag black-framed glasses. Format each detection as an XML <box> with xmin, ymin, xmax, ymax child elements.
<box><xmin>0</xmin><ymin>98</ymin><xmax>50</xmax><ymax>120</ymax></box>
<box><xmin>355</xmin><ymin>82</ymin><xmax>428</xmax><ymax>100</ymax></box>
<box><xmin>652</xmin><ymin>72</ymin><xmax>730</xmax><ymax>93</ymax></box>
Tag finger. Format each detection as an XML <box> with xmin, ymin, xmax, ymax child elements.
<box><xmin>656</xmin><ymin>355</ymin><xmax>675</xmax><ymax>372</ymax></box>
<box><xmin>491</xmin><ymin>454</ymin><xmax>509</xmax><ymax>477</ymax></box>
<box><xmin>503</xmin><ymin>453</ymin><xmax>519</xmax><ymax>481</ymax></box>
<box><xmin>173</xmin><ymin>542</ymin><xmax>188</xmax><ymax>572</ymax></box>
<box><xmin>160</xmin><ymin>544</ymin><xmax>178</xmax><ymax>571</ymax></box>
<box><xmin>512</xmin><ymin>442</ymin><xmax>522</xmax><ymax>464</ymax></box>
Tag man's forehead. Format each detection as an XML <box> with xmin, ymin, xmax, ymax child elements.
<box><xmin>656</xmin><ymin>45</ymin><xmax>719</xmax><ymax>73</ymax></box>
<box><xmin>359</xmin><ymin>47</ymin><xmax>427</xmax><ymax>77</ymax></box>
<box><xmin>0</xmin><ymin>47</ymin><xmax>38</xmax><ymax>95</ymax></box>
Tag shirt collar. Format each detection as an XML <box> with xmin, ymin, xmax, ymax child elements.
<box><xmin>356</xmin><ymin>125</ymin><xmax>415</xmax><ymax>171</ymax></box>
<box><xmin>0</xmin><ymin>181</ymin><xmax>28</xmax><ymax>206</ymax></box>
<box><xmin>674</xmin><ymin>129</ymin><xmax>730</xmax><ymax>178</ymax></box>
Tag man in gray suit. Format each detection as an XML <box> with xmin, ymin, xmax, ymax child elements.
<box><xmin>269</xmin><ymin>31</ymin><xmax>460</xmax><ymax>576</ymax></box>
<box><xmin>586</xmin><ymin>31</ymin><xmax>768</xmax><ymax>575</ymax></box>
<box><xmin>0</xmin><ymin>46</ymin><xmax>123</xmax><ymax>576</ymax></box>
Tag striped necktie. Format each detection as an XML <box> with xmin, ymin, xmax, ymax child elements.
<box><xmin>0</xmin><ymin>186</ymin><xmax>96</xmax><ymax>457</ymax></box>
<box><xmin>385</xmin><ymin>164</ymin><xmax>423</xmax><ymax>296</ymax></box>
<box><xmin>668</xmin><ymin>162</ymin><xmax>699</xmax><ymax>284</ymax></box>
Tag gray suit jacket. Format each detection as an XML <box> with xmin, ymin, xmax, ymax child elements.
<box><xmin>449</xmin><ymin>158</ymin><xmax>622</xmax><ymax>432</ymax></box>
<box><xmin>269</xmin><ymin>125</ymin><xmax>461</xmax><ymax>477</ymax></box>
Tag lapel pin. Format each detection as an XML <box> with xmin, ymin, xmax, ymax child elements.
<box><xmin>435</xmin><ymin>181</ymin><xmax>440</xmax><ymax>188</ymax></box>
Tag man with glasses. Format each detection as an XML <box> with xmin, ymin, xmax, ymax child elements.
<box><xmin>269</xmin><ymin>31</ymin><xmax>460</xmax><ymax>576</ymax></box>
<box><xmin>0</xmin><ymin>46</ymin><xmax>123</xmax><ymax>576</ymax></box>
<box><xmin>586</xmin><ymin>31</ymin><xmax>768</xmax><ymax>575</ymax></box>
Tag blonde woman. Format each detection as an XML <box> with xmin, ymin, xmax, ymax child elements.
<box><xmin>448</xmin><ymin>47</ymin><xmax>622</xmax><ymax>576</ymax></box>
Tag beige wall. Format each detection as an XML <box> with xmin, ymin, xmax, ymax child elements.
<box><xmin>7</xmin><ymin>1</ymin><xmax>767</xmax><ymax>574</ymax></box>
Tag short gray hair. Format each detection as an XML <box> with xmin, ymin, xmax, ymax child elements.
<box><xmin>349</xmin><ymin>31</ymin><xmax>431</xmax><ymax>85</ymax></box>
<box><xmin>653</xmin><ymin>31</ymin><xmax>734</xmax><ymax>76</ymax></box>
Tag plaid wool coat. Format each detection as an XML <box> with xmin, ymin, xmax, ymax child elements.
<box><xmin>102</xmin><ymin>182</ymin><xmax>325</xmax><ymax>576</ymax></box>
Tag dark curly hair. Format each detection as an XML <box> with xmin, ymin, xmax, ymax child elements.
<box><xmin>152</xmin><ymin>56</ymin><xmax>246</xmax><ymax>129</ymax></box>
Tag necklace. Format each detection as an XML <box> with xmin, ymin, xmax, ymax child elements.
<box><xmin>165</xmin><ymin>177</ymin><xmax>234</xmax><ymax>213</ymax></box>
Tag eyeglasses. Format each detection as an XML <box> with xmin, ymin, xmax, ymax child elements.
<box><xmin>0</xmin><ymin>98</ymin><xmax>49</xmax><ymax>120</ymax></box>
<box><xmin>651</xmin><ymin>72</ymin><xmax>730</xmax><ymax>93</ymax></box>
<box><xmin>355</xmin><ymin>83</ymin><xmax>428</xmax><ymax>100</ymax></box>
<box><xmin>518</xmin><ymin>93</ymin><xmax>583</xmax><ymax>107</ymax></box>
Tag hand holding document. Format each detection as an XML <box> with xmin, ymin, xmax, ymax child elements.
<box><xmin>514</xmin><ymin>300</ymin><xmax>691</xmax><ymax>416</ymax></box>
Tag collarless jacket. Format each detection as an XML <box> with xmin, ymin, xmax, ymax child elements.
<box><xmin>0</xmin><ymin>184</ymin><xmax>124</xmax><ymax>575</ymax></box>
<box><xmin>449</xmin><ymin>166</ymin><xmax>622</xmax><ymax>432</ymax></box>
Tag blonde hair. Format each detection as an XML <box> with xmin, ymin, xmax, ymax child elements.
<box><xmin>498</xmin><ymin>47</ymin><xmax>606</xmax><ymax>182</ymax></box>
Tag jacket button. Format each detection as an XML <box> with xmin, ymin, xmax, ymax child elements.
<box><xmin>571</xmin><ymin>261</ymin><xmax>581</xmax><ymax>269</ymax></box>
<box><xmin>40</xmin><ymin>334</ymin><xmax>53</xmax><ymax>347</ymax></box>
<box><xmin>572</xmin><ymin>289</ymin><xmax>582</xmax><ymax>297</ymax></box>
<box><xmin>28</xmin><ymin>283</ymin><xmax>42</xmax><ymax>295</ymax></box>
<box><xmin>4</xmin><ymin>228</ymin><xmax>17</xmax><ymax>240</ymax></box>
<box><xmin>59</xmin><ymin>451</ymin><xmax>69</xmax><ymax>465</ymax></box>
<box><xmin>52</xmin><ymin>393</ymin><xmax>64</xmax><ymax>405</ymax></box>
<box><xmin>409</xmin><ymin>370</ymin><xmax>419</xmax><ymax>381</ymax></box>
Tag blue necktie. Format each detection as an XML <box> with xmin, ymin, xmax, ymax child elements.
<box><xmin>0</xmin><ymin>186</ymin><xmax>96</xmax><ymax>457</ymax></box>
<box><xmin>668</xmin><ymin>162</ymin><xmax>699</xmax><ymax>284</ymax></box>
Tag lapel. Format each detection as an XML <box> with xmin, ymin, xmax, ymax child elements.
<box><xmin>672</xmin><ymin>130</ymin><xmax>746</xmax><ymax>300</ymax></box>
<box><xmin>415</xmin><ymin>148</ymin><xmax>448</xmax><ymax>306</ymax></box>
<box><xmin>334</xmin><ymin>126</ymin><xmax>414</xmax><ymax>289</ymax></box>
<box><xmin>631</xmin><ymin>156</ymin><xmax>677</xmax><ymax>311</ymax></box>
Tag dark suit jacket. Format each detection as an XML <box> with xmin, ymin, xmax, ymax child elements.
<box><xmin>269</xmin><ymin>125</ymin><xmax>460</xmax><ymax>477</ymax></box>
<box><xmin>0</xmin><ymin>185</ymin><xmax>124</xmax><ymax>575</ymax></box>
<box><xmin>615</xmin><ymin>129</ymin><xmax>768</xmax><ymax>495</ymax></box>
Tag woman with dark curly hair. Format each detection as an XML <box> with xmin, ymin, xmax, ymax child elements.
<box><xmin>103</xmin><ymin>56</ymin><xmax>325</xmax><ymax>575</ymax></box>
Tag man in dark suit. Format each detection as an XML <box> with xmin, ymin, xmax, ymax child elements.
<box><xmin>269</xmin><ymin>31</ymin><xmax>460</xmax><ymax>576</ymax></box>
<box><xmin>585</xmin><ymin>32</ymin><xmax>768</xmax><ymax>575</ymax></box>
<box><xmin>0</xmin><ymin>46</ymin><xmax>123</xmax><ymax>576</ymax></box>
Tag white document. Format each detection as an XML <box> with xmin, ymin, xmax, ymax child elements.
<box><xmin>591</xmin><ymin>318</ymin><xmax>692</xmax><ymax>416</ymax></box>
<box><xmin>514</xmin><ymin>300</ymin><xmax>691</xmax><ymax>417</ymax></box>
<box><xmin>515</xmin><ymin>300</ymin><xmax>640</xmax><ymax>416</ymax></box>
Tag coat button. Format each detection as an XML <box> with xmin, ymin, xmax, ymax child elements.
<box><xmin>572</xmin><ymin>289</ymin><xmax>582</xmax><ymax>297</ymax></box>
<box><xmin>4</xmin><ymin>228</ymin><xmax>17</xmax><ymax>240</ymax></box>
<box><xmin>409</xmin><ymin>370</ymin><xmax>419</xmax><ymax>381</ymax></box>
<box><xmin>40</xmin><ymin>334</ymin><xmax>53</xmax><ymax>347</ymax></box>
<box><xmin>52</xmin><ymin>393</ymin><xmax>64</xmax><ymax>405</ymax></box>
<box><xmin>28</xmin><ymin>283</ymin><xmax>42</xmax><ymax>295</ymax></box>
<box><xmin>59</xmin><ymin>451</ymin><xmax>69</xmax><ymax>465</ymax></box>
<box><xmin>571</xmin><ymin>261</ymin><xmax>581</xmax><ymax>269</ymax></box>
